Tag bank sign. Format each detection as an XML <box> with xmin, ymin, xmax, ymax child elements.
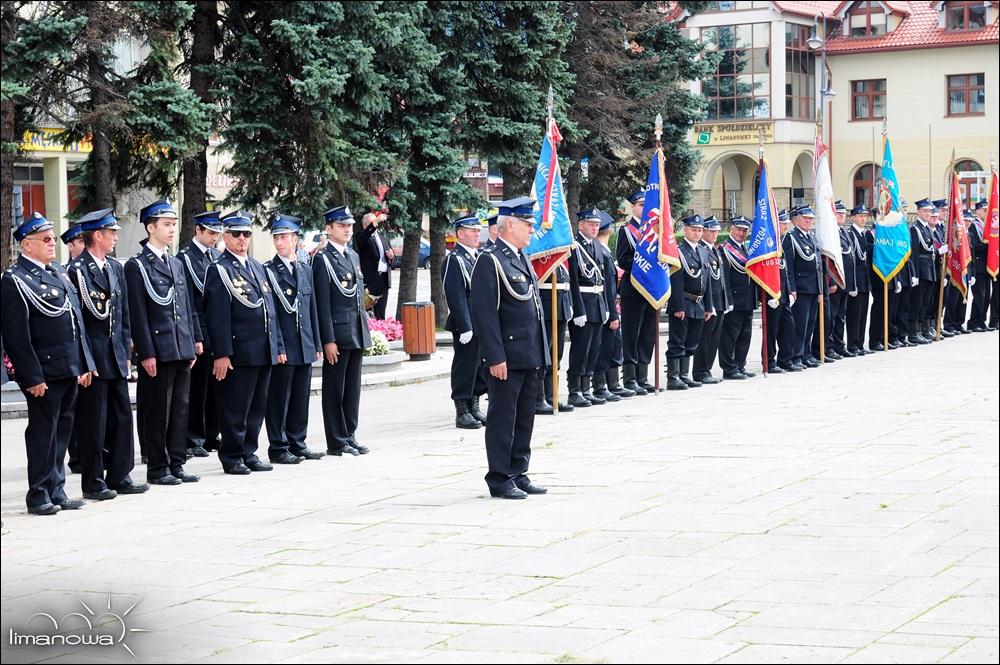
<box><xmin>692</xmin><ymin>122</ymin><xmax>774</xmax><ymax>146</ymax></box>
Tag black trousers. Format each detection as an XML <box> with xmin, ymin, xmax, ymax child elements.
<box><xmin>944</xmin><ymin>285</ymin><xmax>965</xmax><ymax>330</ymax></box>
<box><xmin>693</xmin><ymin>309</ymin><xmax>724</xmax><ymax>378</ymax></box>
<box><xmin>892</xmin><ymin>283</ymin><xmax>909</xmax><ymax>343</ymax></box>
<box><xmin>370</xmin><ymin>272</ymin><xmax>390</xmax><ymax>320</ymax></box>
<box><xmin>924</xmin><ymin>279</ymin><xmax>943</xmax><ymax>331</ymax></box>
<box><xmin>968</xmin><ymin>273</ymin><xmax>991</xmax><ymax>328</ymax></box>
<box><xmin>217</xmin><ymin>364</ymin><xmax>271</xmax><ymax>469</ymax></box>
<box><xmin>846</xmin><ymin>291</ymin><xmax>870</xmax><ymax>352</ymax></box>
<box><xmin>187</xmin><ymin>352</ymin><xmax>219</xmax><ymax>450</ymax></box>
<box><xmin>909</xmin><ymin>280</ymin><xmax>933</xmax><ymax>335</ymax></box>
<box><xmin>22</xmin><ymin>378</ymin><xmax>76</xmax><ymax>508</ymax></box>
<box><xmin>138</xmin><ymin>360</ymin><xmax>191</xmax><ymax>479</ymax></box>
<box><xmin>568</xmin><ymin>320</ymin><xmax>601</xmax><ymax>380</ymax></box>
<box><xmin>266</xmin><ymin>362</ymin><xmax>313</xmax><ymax>457</ymax></box>
<box><xmin>596</xmin><ymin>322</ymin><xmax>623</xmax><ymax>373</ymax></box>
<box><xmin>450</xmin><ymin>332</ymin><xmax>487</xmax><ymax>401</ymax></box>
<box><xmin>321</xmin><ymin>348</ymin><xmax>363</xmax><ymax>452</ymax></box>
<box><xmin>792</xmin><ymin>295</ymin><xmax>819</xmax><ymax>363</ymax></box>
<box><xmin>76</xmin><ymin>377</ymin><xmax>134</xmax><ymax>493</ymax></box>
<box><xmin>666</xmin><ymin>313</ymin><xmax>705</xmax><ymax>359</ymax></box>
<box><xmin>870</xmin><ymin>281</ymin><xmax>897</xmax><ymax>346</ymax></box>
<box><xmin>539</xmin><ymin>320</ymin><xmax>567</xmax><ymax>401</ymax></box>
<box><xmin>765</xmin><ymin>303</ymin><xmax>796</xmax><ymax>366</ymax></box>
<box><xmin>719</xmin><ymin>309</ymin><xmax>753</xmax><ymax>374</ymax></box>
<box><xmin>621</xmin><ymin>296</ymin><xmax>657</xmax><ymax>366</ymax></box>
<box><xmin>828</xmin><ymin>290</ymin><xmax>848</xmax><ymax>352</ymax></box>
<box><xmin>484</xmin><ymin>368</ymin><xmax>535</xmax><ymax>494</ymax></box>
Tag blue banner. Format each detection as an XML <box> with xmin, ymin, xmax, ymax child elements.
<box><xmin>746</xmin><ymin>159</ymin><xmax>782</xmax><ymax>299</ymax></box>
<box><xmin>630</xmin><ymin>150</ymin><xmax>673</xmax><ymax>309</ymax></box>
<box><xmin>872</xmin><ymin>135</ymin><xmax>911</xmax><ymax>282</ymax></box>
<box><xmin>527</xmin><ymin>119</ymin><xmax>574</xmax><ymax>281</ymax></box>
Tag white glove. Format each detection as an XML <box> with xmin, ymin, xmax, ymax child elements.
<box><xmin>911</xmin><ymin>277</ymin><xmax>919</xmax><ymax>287</ymax></box>
<box><xmin>725</xmin><ymin>305</ymin><xmax>734</xmax><ymax>314</ymax></box>
<box><xmin>573</xmin><ymin>315</ymin><xmax>587</xmax><ymax>327</ymax></box>
<box><xmin>970</xmin><ymin>276</ymin><xmax>976</xmax><ymax>287</ymax></box>
<box><xmin>767</xmin><ymin>298</ymin><xmax>780</xmax><ymax>309</ymax></box>
<box><xmin>602</xmin><ymin>312</ymin><xmax>610</xmax><ymax>324</ymax></box>
<box><xmin>895</xmin><ymin>281</ymin><xmax>902</xmax><ymax>294</ymax></box>
<box><xmin>849</xmin><ymin>290</ymin><xmax>858</xmax><ymax>297</ymax></box>
<box><xmin>937</xmin><ymin>245</ymin><xmax>948</xmax><ymax>255</ymax></box>
<box><xmin>459</xmin><ymin>330</ymin><xmax>473</xmax><ymax>345</ymax></box>
<box><xmin>790</xmin><ymin>294</ymin><xmax>797</xmax><ymax>306</ymax></box>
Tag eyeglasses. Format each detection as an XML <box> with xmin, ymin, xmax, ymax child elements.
<box><xmin>29</xmin><ymin>235</ymin><xmax>57</xmax><ymax>244</ymax></box>
<box><xmin>229</xmin><ymin>230</ymin><xmax>252</xmax><ymax>239</ymax></box>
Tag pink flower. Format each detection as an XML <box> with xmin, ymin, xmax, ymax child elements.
<box><xmin>368</xmin><ymin>317</ymin><xmax>403</xmax><ymax>341</ymax></box>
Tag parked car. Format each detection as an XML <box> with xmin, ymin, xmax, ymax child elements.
<box><xmin>388</xmin><ymin>235</ymin><xmax>432</xmax><ymax>269</ymax></box>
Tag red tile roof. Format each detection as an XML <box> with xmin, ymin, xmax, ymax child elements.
<box><xmin>826</xmin><ymin>1</ymin><xmax>999</xmax><ymax>54</ymax></box>
<box><xmin>772</xmin><ymin>2</ymin><xmax>845</xmax><ymax>19</ymax></box>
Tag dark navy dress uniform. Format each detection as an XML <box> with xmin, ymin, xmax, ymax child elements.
<box><xmin>67</xmin><ymin>209</ymin><xmax>138</xmax><ymax>497</ymax></box>
<box><xmin>126</xmin><ymin>200</ymin><xmax>202</xmax><ymax>483</ymax></box>
<box><xmin>826</xmin><ymin>203</ymin><xmax>856</xmax><ymax>356</ymax></box>
<box><xmin>203</xmin><ymin>215</ymin><xmax>284</xmax><ymax>473</ymax></box>
<box><xmin>719</xmin><ymin>216</ymin><xmax>756</xmax><ymax>376</ymax></box>
<box><xmin>968</xmin><ymin>200</ymin><xmax>991</xmax><ymax>330</ymax></box>
<box><xmin>2</xmin><ymin>213</ymin><xmax>96</xmax><ymax>513</ymax></box>
<box><xmin>909</xmin><ymin>202</ymin><xmax>938</xmax><ymax>340</ymax></box>
<box><xmin>536</xmin><ymin>259</ymin><xmax>572</xmax><ymax>412</ymax></box>
<box><xmin>443</xmin><ymin>216</ymin><xmax>489</xmax><ymax>427</ymax></box>
<box><xmin>313</xmin><ymin>206</ymin><xmax>372</xmax><ymax>455</ymax></box>
<box><xmin>783</xmin><ymin>209</ymin><xmax>823</xmax><ymax>365</ymax></box>
<box><xmin>263</xmin><ymin>215</ymin><xmax>323</xmax><ymax>461</ymax></box>
<box><xmin>845</xmin><ymin>209</ymin><xmax>872</xmax><ymax>353</ymax></box>
<box><xmin>593</xmin><ymin>211</ymin><xmax>627</xmax><ymax>399</ymax></box>
<box><xmin>667</xmin><ymin>215</ymin><xmax>714</xmax><ymax>388</ymax></box>
<box><xmin>567</xmin><ymin>212</ymin><xmax>609</xmax><ymax>404</ymax></box>
<box><xmin>470</xmin><ymin>198</ymin><xmax>549</xmax><ymax>499</ymax></box>
<box><xmin>617</xmin><ymin>190</ymin><xmax>658</xmax><ymax>392</ymax></box>
<box><xmin>178</xmin><ymin>211</ymin><xmax>223</xmax><ymax>455</ymax></box>
<box><xmin>693</xmin><ymin>217</ymin><xmax>729</xmax><ymax>383</ymax></box>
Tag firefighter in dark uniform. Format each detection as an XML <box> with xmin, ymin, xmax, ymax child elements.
<box><xmin>617</xmin><ymin>191</ymin><xmax>656</xmax><ymax>395</ymax></box>
<box><xmin>767</xmin><ymin>209</ymin><xmax>800</xmax><ymax>372</ymax></box>
<box><xmin>667</xmin><ymin>214</ymin><xmax>714</xmax><ymax>390</ymax></box>
<box><xmin>60</xmin><ymin>221</ymin><xmax>85</xmax><ymax>475</ymax></box>
<box><xmin>909</xmin><ymin>198</ymin><xmax>938</xmax><ymax>344</ymax></box>
<box><xmin>178</xmin><ymin>210</ymin><xmax>223</xmax><ymax>457</ymax></box>
<box><xmin>930</xmin><ymin>199</ymin><xmax>955</xmax><ymax>338</ymax></box>
<box><xmin>535</xmin><ymin>255</ymin><xmax>573</xmax><ymax>415</ymax></box>
<box><xmin>944</xmin><ymin>210</ymin><xmax>974</xmax><ymax>334</ymax></box>
<box><xmin>126</xmin><ymin>200</ymin><xmax>202</xmax><ymax>486</ymax></box>
<box><xmin>593</xmin><ymin>211</ymin><xmax>630</xmax><ymax>399</ymax></box>
<box><xmin>567</xmin><ymin>208</ymin><xmax>610</xmax><ymax>407</ymax></box>
<box><xmin>3</xmin><ymin>213</ymin><xmax>96</xmax><ymax>515</ymax></box>
<box><xmin>470</xmin><ymin>197</ymin><xmax>549</xmax><ymax>500</ymax></box>
<box><xmin>827</xmin><ymin>200</ymin><xmax>856</xmax><ymax>356</ymax></box>
<box><xmin>693</xmin><ymin>215</ymin><xmax>729</xmax><ymax>384</ymax></box>
<box><xmin>442</xmin><ymin>214</ymin><xmax>489</xmax><ymax>428</ymax></box>
<box><xmin>719</xmin><ymin>215</ymin><xmax>757</xmax><ymax>378</ymax></box>
<box><xmin>845</xmin><ymin>205</ymin><xmax>872</xmax><ymax>354</ymax></box>
<box><xmin>264</xmin><ymin>214</ymin><xmax>325</xmax><ymax>462</ymax></box>
<box><xmin>868</xmin><ymin>205</ymin><xmax>905</xmax><ymax>351</ymax></box>
<box><xmin>783</xmin><ymin>205</ymin><xmax>824</xmax><ymax>368</ymax></box>
<box><xmin>313</xmin><ymin>205</ymin><xmax>372</xmax><ymax>457</ymax></box>
<box><xmin>968</xmin><ymin>198</ymin><xmax>991</xmax><ymax>331</ymax></box>
<box><xmin>68</xmin><ymin>209</ymin><xmax>147</xmax><ymax>500</ymax></box>
<box><xmin>203</xmin><ymin>211</ymin><xmax>285</xmax><ymax>475</ymax></box>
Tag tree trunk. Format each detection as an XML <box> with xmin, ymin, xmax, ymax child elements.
<box><xmin>88</xmin><ymin>50</ymin><xmax>113</xmax><ymax>209</ymax></box>
<box><xmin>180</xmin><ymin>0</ymin><xmax>217</xmax><ymax>246</ymax></box>
<box><xmin>564</xmin><ymin>143</ymin><xmax>585</xmax><ymax>221</ymax></box>
<box><xmin>429</xmin><ymin>220</ymin><xmax>447</xmax><ymax>328</ymax></box>
<box><xmin>1</xmin><ymin>0</ymin><xmax>18</xmax><ymax>270</ymax></box>
<box><xmin>394</xmin><ymin>224</ymin><xmax>421</xmax><ymax>320</ymax></box>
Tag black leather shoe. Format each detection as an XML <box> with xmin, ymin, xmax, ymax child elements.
<box><xmin>57</xmin><ymin>499</ymin><xmax>85</xmax><ymax>510</ymax></box>
<box><xmin>296</xmin><ymin>449</ymin><xmax>326</xmax><ymax>460</ymax></box>
<box><xmin>958</xmin><ymin>327</ymin><xmax>971</xmax><ymax>334</ymax></box>
<box><xmin>185</xmin><ymin>450</ymin><xmax>194</xmax><ymax>460</ymax></box>
<box><xmin>637</xmin><ymin>382</ymin><xmax>655</xmax><ymax>393</ymax></box>
<box><xmin>225</xmin><ymin>463</ymin><xmax>251</xmax><ymax>475</ymax></box>
<box><xmin>28</xmin><ymin>503</ymin><xmax>60</xmax><ymax>516</ymax></box>
<box><xmin>839</xmin><ymin>348</ymin><xmax>857</xmax><ymax>358</ymax></box>
<box><xmin>247</xmin><ymin>461</ymin><xmax>273</xmax><ymax>472</ymax></box>
<box><xmin>766</xmin><ymin>365</ymin><xmax>785</xmax><ymax>374</ymax></box>
<box><xmin>583</xmin><ymin>392</ymin><xmax>607</xmax><ymax>405</ymax></box>
<box><xmin>722</xmin><ymin>372</ymin><xmax>745</xmax><ymax>380</ymax></box>
<box><xmin>739</xmin><ymin>369</ymin><xmax>756</xmax><ymax>378</ymax></box>
<box><xmin>870</xmin><ymin>342</ymin><xmax>885</xmax><ymax>351</ymax></box>
<box><xmin>969</xmin><ymin>325</ymin><xmax>987</xmax><ymax>332</ymax></box>
<box><xmin>911</xmin><ymin>335</ymin><xmax>929</xmax><ymax>345</ymax></box>
<box><xmin>191</xmin><ymin>446</ymin><xmax>210</xmax><ymax>457</ymax></box>
<box><xmin>172</xmin><ymin>469</ymin><xmax>201</xmax><ymax>482</ymax></box>
<box><xmin>567</xmin><ymin>392</ymin><xmax>592</xmax><ymax>408</ymax></box>
<box><xmin>515</xmin><ymin>481</ymin><xmax>548</xmax><ymax>495</ymax></box>
<box><xmin>680</xmin><ymin>377</ymin><xmax>702</xmax><ymax>388</ymax></box>
<box><xmin>694</xmin><ymin>374</ymin><xmax>720</xmax><ymax>384</ymax></box>
<box><xmin>140</xmin><ymin>456</ymin><xmax>148</xmax><ymax>465</ymax></box>
<box><xmin>803</xmin><ymin>358</ymin><xmax>821</xmax><ymax>368</ymax></box>
<box><xmin>149</xmin><ymin>474</ymin><xmax>183</xmax><ymax>486</ymax></box>
<box><xmin>270</xmin><ymin>452</ymin><xmax>303</xmax><ymax>465</ymax></box>
<box><xmin>328</xmin><ymin>445</ymin><xmax>360</xmax><ymax>457</ymax></box>
<box><xmin>83</xmin><ymin>488</ymin><xmax>117</xmax><ymax>501</ymax></box>
<box><xmin>535</xmin><ymin>401</ymin><xmax>555</xmax><ymax>415</ymax></box>
<box><xmin>611</xmin><ymin>385</ymin><xmax>635</xmax><ymax>398</ymax></box>
<box><xmin>593</xmin><ymin>387</ymin><xmax>620</xmax><ymax>401</ymax></box>
<box><xmin>348</xmin><ymin>439</ymin><xmax>370</xmax><ymax>455</ymax></box>
<box><xmin>490</xmin><ymin>486</ymin><xmax>527</xmax><ymax>500</ymax></box>
<box><xmin>888</xmin><ymin>340</ymin><xmax>902</xmax><ymax>349</ymax></box>
<box><xmin>624</xmin><ymin>380</ymin><xmax>646</xmax><ymax>396</ymax></box>
<box><xmin>792</xmin><ymin>362</ymin><xmax>808</xmax><ymax>370</ymax></box>
<box><xmin>112</xmin><ymin>481</ymin><xmax>149</xmax><ymax>494</ymax></box>
<box><xmin>823</xmin><ymin>355</ymin><xmax>839</xmax><ymax>363</ymax></box>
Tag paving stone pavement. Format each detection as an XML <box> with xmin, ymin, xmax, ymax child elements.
<box><xmin>1</xmin><ymin>330</ymin><xmax>997</xmax><ymax>664</ymax></box>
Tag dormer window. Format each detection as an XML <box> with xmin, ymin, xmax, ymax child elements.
<box><xmin>848</xmin><ymin>1</ymin><xmax>888</xmax><ymax>37</ymax></box>
<box><xmin>944</xmin><ymin>1</ymin><xmax>987</xmax><ymax>30</ymax></box>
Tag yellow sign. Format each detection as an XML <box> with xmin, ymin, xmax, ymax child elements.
<box><xmin>692</xmin><ymin>121</ymin><xmax>774</xmax><ymax>146</ymax></box>
<box><xmin>20</xmin><ymin>128</ymin><xmax>93</xmax><ymax>153</ymax></box>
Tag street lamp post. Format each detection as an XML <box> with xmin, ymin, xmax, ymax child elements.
<box><xmin>808</xmin><ymin>15</ymin><xmax>836</xmax><ymax>148</ymax></box>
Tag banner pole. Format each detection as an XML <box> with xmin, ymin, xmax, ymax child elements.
<box><xmin>936</xmin><ymin>254</ymin><xmax>947</xmax><ymax>340</ymax></box>
<box><xmin>551</xmin><ymin>271</ymin><xmax>559</xmax><ymax>413</ymax></box>
<box><xmin>761</xmin><ymin>287</ymin><xmax>769</xmax><ymax>376</ymax></box>
<box><xmin>819</xmin><ymin>290</ymin><xmax>826</xmax><ymax>363</ymax></box>
<box><xmin>884</xmin><ymin>281</ymin><xmax>889</xmax><ymax>351</ymax></box>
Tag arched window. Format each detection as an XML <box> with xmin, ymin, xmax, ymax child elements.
<box><xmin>955</xmin><ymin>159</ymin><xmax>984</xmax><ymax>206</ymax></box>
<box><xmin>853</xmin><ymin>163</ymin><xmax>882</xmax><ymax>209</ymax></box>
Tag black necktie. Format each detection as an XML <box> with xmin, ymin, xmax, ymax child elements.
<box><xmin>519</xmin><ymin>250</ymin><xmax>531</xmax><ymax>274</ymax></box>
<box><xmin>102</xmin><ymin>263</ymin><xmax>111</xmax><ymax>284</ymax></box>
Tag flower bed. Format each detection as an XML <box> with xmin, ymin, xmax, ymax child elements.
<box><xmin>368</xmin><ymin>316</ymin><xmax>403</xmax><ymax>342</ymax></box>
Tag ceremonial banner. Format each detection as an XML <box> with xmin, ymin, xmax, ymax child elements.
<box><xmin>746</xmin><ymin>159</ymin><xmax>782</xmax><ymax>299</ymax></box>
<box><xmin>629</xmin><ymin>149</ymin><xmax>678</xmax><ymax>309</ymax></box>
<box><xmin>813</xmin><ymin>136</ymin><xmax>845</xmax><ymax>288</ymax></box>
<box><xmin>527</xmin><ymin>118</ymin><xmax>574</xmax><ymax>281</ymax></box>
<box><xmin>872</xmin><ymin>135</ymin><xmax>911</xmax><ymax>282</ymax></box>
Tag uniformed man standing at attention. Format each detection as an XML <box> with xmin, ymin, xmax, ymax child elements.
<box><xmin>69</xmin><ymin>209</ymin><xmax>148</xmax><ymax>500</ymax></box>
<box><xmin>60</xmin><ymin>220</ymin><xmax>86</xmax><ymax>475</ymax></box>
<box><xmin>203</xmin><ymin>211</ymin><xmax>285</xmax><ymax>475</ymax></box>
<box><xmin>3</xmin><ymin>213</ymin><xmax>95</xmax><ymax>515</ymax></box>
<box><xmin>592</xmin><ymin>211</ymin><xmax>629</xmax><ymax>400</ymax></box>
<box><xmin>313</xmin><ymin>206</ymin><xmax>372</xmax><ymax>457</ymax></box>
<box><xmin>666</xmin><ymin>214</ymin><xmax>714</xmax><ymax>390</ymax></box>
<box><xmin>470</xmin><ymin>197</ymin><xmax>549</xmax><ymax>500</ymax></box>
<box><xmin>567</xmin><ymin>208</ymin><xmax>610</xmax><ymax>407</ymax></box>
<box><xmin>692</xmin><ymin>215</ymin><xmax>729</xmax><ymax>385</ymax></box>
<box><xmin>845</xmin><ymin>205</ymin><xmax>872</xmax><ymax>355</ymax></box>
<box><xmin>442</xmin><ymin>214</ymin><xmax>489</xmax><ymax>429</ymax></box>
<box><xmin>126</xmin><ymin>200</ymin><xmax>203</xmax><ymax>486</ymax></box>
<box><xmin>783</xmin><ymin>205</ymin><xmax>823</xmax><ymax>368</ymax></box>
<box><xmin>264</xmin><ymin>214</ymin><xmax>325</xmax><ymax>462</ymax></box>
<box><xmin>617</xmin><ymin>191</ymin><xmax>656</xmax><ymax>395</ymax></box>
<box><xmin>718</xmin><ymin>215</ymin><xmax>757</xmax><ymax>379</ymax></box>
<box><xmin>535</xmin><ymin>254</ymin><xmax>573</xmax><ymax>415</ymax></box>
<box><xmin>178</xmin><ymin>210</ymin><xmax>223</xmax><ymax>457</ymax></box>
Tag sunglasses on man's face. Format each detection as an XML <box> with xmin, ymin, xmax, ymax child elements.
<box><xmin>30</xmin><ymin>235</ymin><xmax>57</xmax><ymax>244</ymax></box>
<box><xmin>229</xmin><ymin>230</ymin><xmax>252</xmax><ymax>239</ymax></box>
